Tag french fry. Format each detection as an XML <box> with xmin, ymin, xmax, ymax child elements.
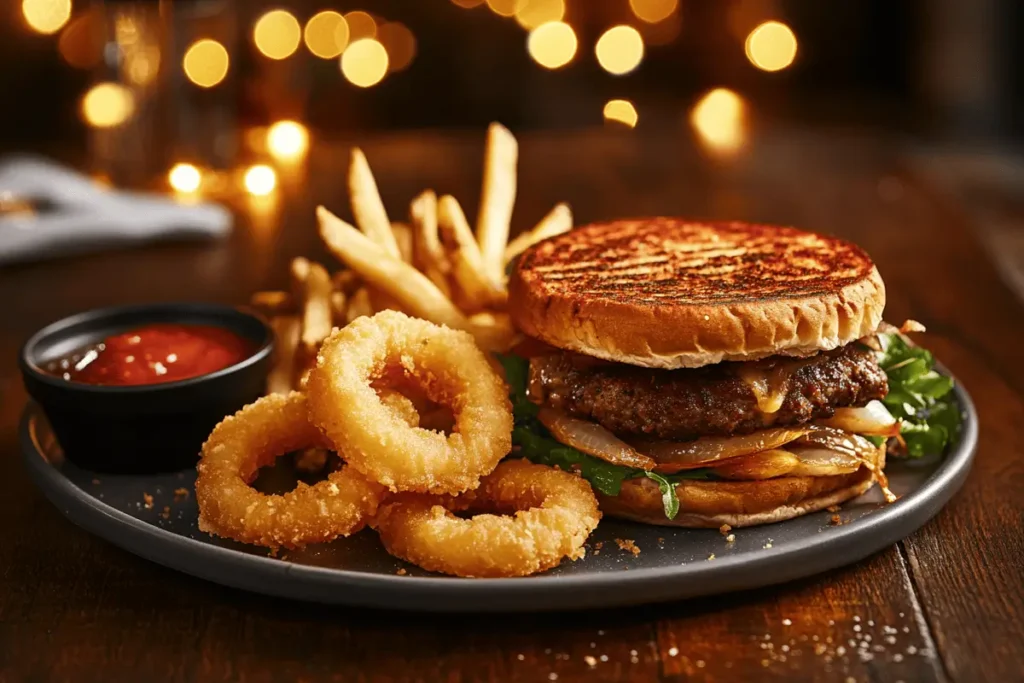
<box><xmin>504</xmin><ymin>202</ymin><xmax>573</xmax><ymax>263</ymax></box>
<box><xmin>330</xmin><ymin>290</ymin><xmax>348</xmax><ymax>326</ymax></box>
<box><xmin>476</xmin><ymin>123</ymin><xmax>518</xmax><ymax>283</ymax></box>
<box><xmin>318</xmin><ymin>206</ymin><xmax>472</xmax><ymax>331</ymax></box>
<box><xmin>349</xmin><ymin>148</ymin><xmax>400</xmax><ymax>258</ymax></box>
<box><xmin>267</xmin><ymin>315</ymin><xmax>300</xmax><ymax>395</ymax></box>
<box><xmin>438</xmin><ymin>194</ymin><xmax>507</xmax><ymax>312</ymax></box>
<box><xmin>468</xmin><ymin>310</ymin><xmax>519</xmax><ymax>353</ymax></box>
<box><xmin>250</xmin><ymin>290</ymin><xmax>294</xmax><ymax>316</ymax></box>
<box><xmin>391</xmin><ymin>222</ymin><xmax>414</xmax><ymax>263</ymax></box>
<box><xmin>345</xmin><ymin>286</ymin><xmax>374</xmax><ymax>324</ymax></box>
<box><xmin>290</xmin><ymin>258</ymin><xmax>334</xmax><ymax>354</ymax></box>
<box><xmin>410</xmin><ymin>190</ymin><xmax>451</xmax><ymax>297</ymax></box>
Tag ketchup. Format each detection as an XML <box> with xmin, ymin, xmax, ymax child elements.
<box><xmin>47</xmin><ymin>324</ymin><xmax>253</xmax><ymax>386</ymax></box>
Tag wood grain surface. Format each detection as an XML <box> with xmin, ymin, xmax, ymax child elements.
<box><xmin>0</xmin><ymin>127</ymin><xmax>1021</xmax><ymax>682</ymax></box>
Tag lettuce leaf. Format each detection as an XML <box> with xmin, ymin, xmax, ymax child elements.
<box><xmin>498</xmin><ymin>354</ymin><xmax>711</xmax><ymax>520</ymax></box>
<box><xmin>875</xmin><ymin>332</ymin><xmax>961</xmax><ymax>457</ymax></box>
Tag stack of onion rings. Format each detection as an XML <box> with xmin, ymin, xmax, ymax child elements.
<box><xmin>374</xmin><ymin>459</ymin><xmax>601</xmax><ymax>577</ymax></box>
<box><xmin>195</xmin><ymin>391</ymin><xmax>384</xmax><ymax>549</ymax></box>
<box><xmin>307</xmin><ymin>310</ymin><xmax>513</xmax><ymax>495</ymax></box>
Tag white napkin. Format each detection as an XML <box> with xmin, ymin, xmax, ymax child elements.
<box><xmin>0</xmin><ymin>157</ymin><xmax>231</xmax><ymax>266</ymax></box>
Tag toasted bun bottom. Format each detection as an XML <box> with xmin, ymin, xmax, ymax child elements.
<box><xmin>598</xmin><ymin>448</ymin><xmax>885</xmax><ymax>528</ymax></box>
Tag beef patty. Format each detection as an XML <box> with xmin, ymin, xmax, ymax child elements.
<box><xmin>529</xmin><ymin>344</ymin><xmax>888</xmax><ymax>440</ymax></box>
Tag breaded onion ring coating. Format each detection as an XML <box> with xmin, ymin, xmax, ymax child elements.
<box><xmin>196</xmin><ymin>392</ymin><xmax>385</xmax><ymax>549</ymax></box>
<box><xmin>373</xmin><ymin>459</ymin><xmax>601</xmax><ymax>577</ymax></box>
<box><xmin>307</xmin><ymin>311</ymin><xmax>513</xmax><ymax>494</ymax></box>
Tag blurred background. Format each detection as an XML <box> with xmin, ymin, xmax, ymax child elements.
<box><xmin>2</xmin><ymin>0</ymin><xmax>1021</xmax><ymax>197</ymax></box>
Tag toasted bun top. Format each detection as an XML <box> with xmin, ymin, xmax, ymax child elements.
<box><xmin>508</xmin><ymin>218</ymin><xmax>885</xmax><ymax>368</ymax></box>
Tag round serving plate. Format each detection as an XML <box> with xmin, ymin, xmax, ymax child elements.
<box><xmin>20</xmin><ymin>380</ymin><xmax>977</xmax><ymax>613</ymax></box>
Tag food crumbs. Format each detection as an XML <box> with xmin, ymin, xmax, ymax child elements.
<box><xmin>761</xmin><ymin>659</ymin><xmax>770</xmax><ymax>667</ymax></box>
<box><xmin>782</xmin><ymin>618</ymin><xmax>792</xmax><ymax>626</ymax></box>
<box><xmin>668</xmin><ymin>647</ymin><xmax>679</xmax><ymax>657</ymax></box>
<box><xmin>396</xmin><ymin>568</ymin><xmax>408</xmax><ymax>576</ymax></box>
<box><xmin>830</xmin><ymin>514</ymin><xmax>843</xmax><ymax>526</ymax></box>
<box><xmin>763</xmin><ymin>542</ymin><xmax>773</xmax><ymax>549</ymax></box>
<box><xmin>854</xmin><ymin>625</ymin><xmax>861</xmax><ymax>633</ymax></box>
<box><xmin>696</xmin><ymin>660</ymin><xmax>705</xmax><ymax>668</ymax></box>
<box><xmin>143</xmin><ymin>493</ymin><xmax>154</xmax><ymax>509</ymax></box>
<box><xmin>719</xmin><ymin>523</ymin><xmax>732</xmax><ymax>536</ymax></box>
<box><xmin>517</xmin><ymin>654</ymin><xmax>525</xmax><ymax>661</ymax></box>
<box><xmin>827</xmin><ymin>504</ymin><xmax>841</xmax><ymax>513</ymax></box>
<box><xmin>615</xmin><ymin>539</ymin><xmax>640</xmax><ymax>556</ymax></box>
<box><xmin>160</xmin><ymin>506</ymin><xmax>170</xmax><ymax>520</ymax></box>
<box><xmin>548</xmin><ymin>674</ymin><xmax>558</xmax><ymax>681</ymax></box>
<box><xmin>173</xmin><ymin>487</ymin><xmax>189</xmax><ymax>501</ymax></box>
<box><xmin>707</xmin><ymin>553</ymin><xmax>716</xmax><ymax>561</ymax></box>
<box><xmin>726</xmin><ymin>534</ymin><xmax>736</xmax><ymax>543</ymax></box>
<box><xmin>599</xmin><ymin>655</ymin><xmax>608</xmax><ymax>662</ymax></box>
<box><xmin>584</xmin><ymin>656</ymin><xmax>597</xmax><ymax>667</ymax></box>
<box><xmin>893</xmin><ymin>654</ymin><xmax>904</xmax><ymax>662</ymax></box>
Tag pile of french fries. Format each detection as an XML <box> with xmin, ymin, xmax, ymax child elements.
<box><xmin>251</xmin><ymin>123</ymin><xmax>574</xmax><ymax>396</ymax></box>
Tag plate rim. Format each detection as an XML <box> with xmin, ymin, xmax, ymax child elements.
<box><xmin>20</xmin><ymin>376</ymin><xmax>977</xmax><ymax>612</ymax></box>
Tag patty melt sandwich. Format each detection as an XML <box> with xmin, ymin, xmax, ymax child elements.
<box><xmin>502</xmin><ymin>218</ymin><xmax>957</xmax><ymax>527</ymax></box>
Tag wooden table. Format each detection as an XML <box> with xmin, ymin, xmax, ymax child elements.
<box><xmin>1</xmin><ymin>127</ymin><xmax>1022</xmax><ymax>682</ymax></box>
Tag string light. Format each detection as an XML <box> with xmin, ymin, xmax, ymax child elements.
<box><xmin>486</xmin><ymin>0</ymin><xmax>523</xmax><ymax>18</ymax></box>
<box><xmin>527</xmin><ymin>21</ymin><xmax>576</xmax><ymax>70</ymax></box>
<box><xmin>304</xmin><ymin>10</ymin><xmax>347</xmax><ymax>59</ymax></box>
<box><xmin>81</xmin><ymin>83</ymin><xmax>135</xmax><ymax>128</ymax></box>
<box><xmin>629</xmin><ymin>0</ymin><xmax>678</xmax><ymax>24</ymax></box>
<box><xmin>22</xmin><ymin>0</ymin><xmax>70</xmax><ymax>35</ymax></box>
<box><xmin>341</xmin><ymin>38</ymin><xmax>389</xmax><ymax>88</ymax></box>
<box><xmin>344</xmin><ymin>11</ymin><xmax>377</xmax><ymax>41</ymax></box>
<box><xmin>267</xmin><ymin>121</ymin><xmax>309</xmax><ymax>162</ymax></box>
<box><xmin>244</xmin><ymin>165</ymin><xmax>277</xmax><ymax>196</ymax></box>
<box><xmin>183</xmin><ymin>39</ymin><xmax>229</xmax><ymax>88</ymax></box>
<box><xmin>253</xmin><ymin>10</ymin><xmax>301</xmax><ymax>60</ymax></box>
<box><xmin>595</xmin><ymin>26</ymin><xmax>644</xmax><ymax>76</ymax></box>
<box><xmin>745</xmin><ymin>21</ymin><xmax>797</xmax><ymax>72</ymax></box>
<box><xmin>168</xmin><ymin>163</ymin><xmax>202</xmax><ymax>193</ymax></box>
<box><xmin>690</xmin><ymin>88</ymin><xmax>745</xmax><ymax>154</ymax></box>
<box><xmin>377</xmin><ymin>22</ymin><xmax>417</xmax><ymax>73</ymax></box>
<box><xmin>604</xmin><ymin>99</ymin><xmax>638</xmax><ymax>128</ymax></box>
<box><xmin>514</xmin><ymin>0</ymin><xmax>565</xmax><ymax>30</ymax></box>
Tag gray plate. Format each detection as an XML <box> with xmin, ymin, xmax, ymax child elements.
<box><xmin>20</xmin><ymin>380</ymin><xmax>977</xmax><ymax>613</ymax></box>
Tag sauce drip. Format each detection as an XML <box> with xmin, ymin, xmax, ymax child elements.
<box><xmin>46</xmin><ymin>324</ymin><xmax>252</xmax><ymax>386</ymax></box>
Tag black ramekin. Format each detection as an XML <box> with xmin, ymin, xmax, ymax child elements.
<box><xmin>19</xmin><ymin>303</ymin><xmax>274</xmax><ymax>474</ymax></box>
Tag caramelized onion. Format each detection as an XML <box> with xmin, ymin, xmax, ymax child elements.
<box><xmin>797</xmin><ymin>426</ymin><xmax>882</xmax><ymax>459</ymax></box>
<box><xmin>637</xmin><ymin>427</ymin><xmax>813</xmax><ymax>473</ymax></box>
<box><xmin>815</xmin><ymin>401</ymin><xmax>900</xmax><ymax>436</ymax></box>
<box><xmin>538</xmin><ymin>408</ymin><xmax>656</xmax><ymax>470</ymax></box>
<box><xmin>711</xmin><ymin>447</ymin><xmax>862</xmax><ymax>480</ymax></box>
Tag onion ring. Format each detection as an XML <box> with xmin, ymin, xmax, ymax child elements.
<box><xmin>307</xmin><ymin>310</ymin><xmax>513</xmax><ymax>494</ymax></box>
<box><xmin>373</xmin><ymin>459</ymin><xmax>601</xmax><ymax>577</ymax></box>
<box><xmin>195</xmin><ymin>391</ymin><xmax>385</xmax><ymax>549</ymax></box>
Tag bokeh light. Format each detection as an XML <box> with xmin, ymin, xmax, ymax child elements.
<box><xmin>344</xmin><ymin>11</ymin><xmax>377</xmax><ymax>41</ymax></box>
<box><xmin>452</xmin><ymin>0</ymin><xmax>485</xmax><ymax>6</ymax></box>
<box><xmin>604</xmin><ymin>99</ymin><xmax>638</xmax><ymax>128</ymax></box>
<box><xmin>486</xmin><ymin>0</ymin><xmax>524</xmax><ymax>18</ymax></box>
<box><xmin>253</xmin><ymin>9</ymin><xmax>301</xmax><ymax>60</ymax></box>
<box><xmin>641</xmin><ymin>11</ymin><xmax>682</xmax><ymax>46</ymax></box>
<box><xmin>690</xmin><ymin>88</ymin><xmax>746</xmax><ymax>154</ymax></box>
<box><xmin>183</xmin><ymin>39</ymin><xmax>229</xmax><ymax>88</ymax></box>
<box><xmin>244</xmin><ymin>165</ymin><xmax>278</xmax><ymax>196</ymax></box>
<box><xmin>58</xmin><ymin>10</ymin><xmax>104</xmax><ymax>69</ymax></box>
<box><xmin>629</xmin><ymin>0</ymin><xmax>678</xmax><ymax>24</ymax></box>
<box><xmin>527</xmin><ymin>21</ymin><xmax>577</xmax><ymax>70</ymax></box>
<box><xmin>22</xmin><ymin>0</ymin><xmax>71</xmax><ymax>35</ymax></box>
<box><xmin>595</xmin><ymin>25</ymin><xmax>644</xmax><ymax>76</ymax></box>
<box><xmin>341</xmin><ymin>38</ymin><xmax>389</xmax><ymax>88</ymax></box>
<box><xmin>377</xmin><ymin>22</ymin><xmax>416</xmax><ymax>73</ymax></box>
<box><xmin>514</xmin><ymin>0</ymin><xmax>565</xmax><ymax>30</ymax></box>
<box><xmin>304</xmin><ymin>10</ymin><xmax>347</xmax><ymax>59</ymax></box>
<box><xmin>168</xmin><ymin>163</ymin><xmax>202</xmax><ymax>193</ymax></box>
<box><xmin>745</xmin><ymin>21</ymin><xmax>797</xmax><ymax>72</ymax></box>
<box><xmin>125</xmin><ymin>47</ymin><xmax>160</xmax><ymax>86</ymax></box>
<box><xmin>81</xmin><ymin>83</ymin><xmax>135</xmax><ymax>128</ymax></box>
<box><xmin>267</xmin><ymin>120</ymin><xmax>309</xmax><ymax>162</ymax></box>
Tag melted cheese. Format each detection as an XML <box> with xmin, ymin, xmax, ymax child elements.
<box><xmin>737</xmin><ymin>357</ymin><xmax>817</xmax><ymax>420</ymax></box>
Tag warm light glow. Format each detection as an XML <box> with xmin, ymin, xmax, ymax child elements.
<box><xmin>253</xmin><ymin>10</ymin><xmax>301</xmax><ymax>60</ymax></box>
<box><xmin>690</xmin><ymin>88</ymin><xmax>746</xmax><ymax>154</ymax></box>
<box><xmin>22</xmin><ymin>0</ymin><xmax>70</xmax><ymax>35</ymax></box>
<box><xmin>745</xmin><ymin>21</ymin><xmax>797</xmax><ymax>72</ymax></box>
<box><xmin>183</xmin><ymin>39</ymin><xmax>229</xmax><ymax>88</ymax></box>
<box><xmin>304</xmin><ymin>10</ymin><xmax>347</xmax><ymax>59</ymax></box>
<box><xmin>377</xmin><ymin>22</ymin><xmax>416</xmax><ymax>72</ymax></box>
<box><xmin>341</xmin><ymin>38</ymin><xmax>389</xmax><ymax>88</ymax></box>
<box><xmin>527</xmin><ymin>21</ymin><xmax>577</xmax><ymax>70</ymax></box>
<box><xmin>267</xmin><ymin>120</ymin><xmax>309</xmax><ymax>162</ymax></box>
<box><xmin>168</xmin><ymin>163</ymin><xmax>202</xmax><ymax>193</ymax></box>
<box><xmin>58</xmin><ymin>11</ymin><xmax>104</xmax><ymax>69</ymax></box>
<box><xmin>595</xmin><ymin>25</ymin><xmax>644</xmax><ymax>76</ymax></box>
<box><xmin>642</xmin><ymin>11</ymin><xmax>682</xmax><ymax>46</ymax></box>
<box><xmin>81</xmin><ymin>83</ymin><xmax>135</xmax><ymax>128</ymax></box>
<box><xmin>244</xmin><ymin>165</ymin><xmax>277</xmax><ymax>196</ymax></box>
<box><xmin>125</xmin><ymin>46</ymin><xmax>160</xmax><ymax>86</ymax></box>
<box><xmin>604</xmin><ymin>99</ymin><xmax>638</xmax><ymax>128</ymax></box>
<box><xmin>514</xmin><ymin>0</ymin><xmax>565</xmax><ymax>30</ymax></box>
<box><xmin>344</xmin><ymin>11</ymin><xmax>377</xmax><ymax>41</ymax></box>
<box><xmin>452</xmin><ymin>0</ymin><xmax>484</xmax><ymax>6</ymax></box>
<box><xmin>486</xmin><ymin>0</ymin><xmax>524</xmax><ymax>18</ymax></box>
<box><xmin>629</xmin><ymin>0</ymin><xmax>678</xmax><ymax>24</ymax></box>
